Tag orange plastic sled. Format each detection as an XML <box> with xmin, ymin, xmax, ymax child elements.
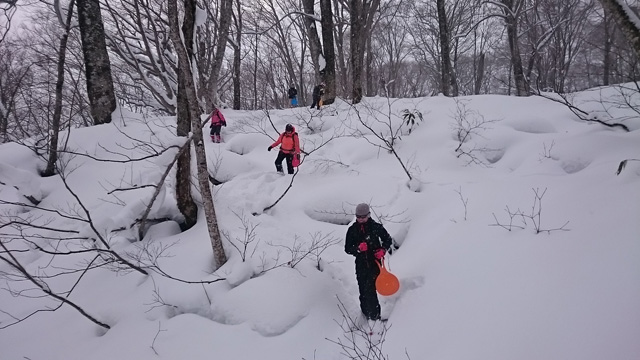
<box><xmin>375</xmin><ymin>259</ymin><xmax>400</xmax><ymax>296</ymax></box>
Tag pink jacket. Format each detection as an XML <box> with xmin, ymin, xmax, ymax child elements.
<box><xmin>210</xmin><ymin>109</ymin><xmax>226</xmax><ymax>126</ymax></box>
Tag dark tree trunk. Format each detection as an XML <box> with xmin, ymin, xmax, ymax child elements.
<box><xmin>44</xmin><ymin>0</ymin><xmax>76</xmax><ymax>177</ymax></box>
<box><xmin>232</xmin><ymin>0</ymin><xmax>242</xmax><ymax>110</ymax></box>
<box><xmin>365</xmin><ymin>34</ymin><xmax>374</xmax><ymax>96</ymax></box>
<box><xmin>599</xmin><ymin>0</ymin><xmax>640</xmax><ymax>59</ymax></box>
<box><xmin>475</xmin><ymin>52</ymin><xmax>485</xmax><ymax>95</ymax></box>
<box><xmin>603</xmin><ymin>7</ymin><xmax>614</xmax><ymax>85</ymax></box>
<box><xmin>175</xmin><ymin>0</ymin><xmax>198</xmax><ymax>231</ymax></box>
<box><xmin>76</xmin><ymin>0</ymin><xmax>117</xmax><ymax>124</ymax></box>
<box><xmin>501</xmin><ymin>0</ymin><xmax>529</xmax><ymax>96</ymax></box>
<box><xmin>350</xmin><ymin>0</ymin><xmax>380</xmax><ymax>103</ymax></box>
<box><xmin>320</xmin><ymin>0</ymin><xmax>336</xmax><ymax>105</ymax></box>
<box><xmin>332</xmin><ymin>0</ymin><xmax>349</xmax><ymax>96</ymax></box>
<box><xmin>207</xmin><ymin>0</ymin><xmax>233</xmax><ymax>110</ymax></box>
<box><xmin>436</xmin><ymin>0</ymin><xmax>454</xmax><ymax>96</ymax></box>
<box><xmin>302</xmin><ymin>0</ymin><xmax>323</xmax><ymax>81</ymax></box>
<box><xmin>350</xmin><ymin>0</ymin><xmax>364</xmax><ymax>103</ymax></box>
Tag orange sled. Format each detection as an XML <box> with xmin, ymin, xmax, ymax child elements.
<box><xmin>375</xmin><ymin>259</ymin><xmax>399</xmax><ymax>296</ymax></box>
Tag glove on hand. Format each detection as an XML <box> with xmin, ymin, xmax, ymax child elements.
<box><xmin>268</xmin><ymin>146</ymin><xmax>272</xmax><ymax>151</ymax></box>
<box><xmin>222</xmin><ymin>121</ymin><xmax>227</xmax><ymax>127</ymax></box>
<box><xmin>358</xmin><ymin>242</ymin><xmax>368</xmax><ymax>252</ymax></box>
<box><xmin>374</xmin><ymin>249</ymin><xmax>386</xmax><ymax>260</ymax></box>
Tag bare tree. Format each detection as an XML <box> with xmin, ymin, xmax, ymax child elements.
<box><xmin>175</xmin><ymin>0</ymin><xmax>198</xmax><ymax>231</ymax></box>
<box><xmin>231</xmin><ymin>0</ymin><xmax>243</xmax><ymax>110</ymax></box>
<box><xmin>599</xmin><ymin>0</ymin><xmax>640</xmax><ymax>58</ymax></box>
<box><xmin>320</xmin><ymin>0</ymin><xmax>337</xmax><ymax>104</ymax></box>
<box><xmin>302</xmin><ymin>0</ymin><xmax>324</xmax><ymax>81</ymax></box>
<box><xmin>436</xmin><ymin>0</ymin><xmax>458</xmax><ymax>96</ymax></box>
<box><xmin>43</xmin><ymin>0</ymin><xmax>76</xmax><ymax>177</ymax></box>
<box><xmin>0</xmin><ymin>0</ymin><xmax>16</xmax><ymax>45</ymax></box>
<box><xmin>104</xmin><ymin>0</ymin><xmax>176</xmax><ymax>114</ymax></box>
<box><xmin>167</xmin><ymin>0</ymin><xmax>227</xmax><ymax>269</ymax></box>
<box><xmin>491</xmin><ymin>0</ymin><xmax>529</xmax><ymax>96</ymax></box>
<box><xmin>203</xmin><ymin>0</ymin><xmax>233</xmax><ymax>110</ymax></box>
<box><xmin>76</xmin><ymin>0</ymin><xmax>117</xmax><ymax>124</ymax></box>
<box><xmin>349</xmin><ymin>0</ymin><xmax>381</xmax><ymax>103</ymax></box>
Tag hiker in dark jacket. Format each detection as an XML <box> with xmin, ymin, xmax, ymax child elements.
<box><xmin>345</xmin><ymin>203</ymin><xmax>393</xmax><ymax>321</ymax></box>
<box><xmin>310</xmin><ymin>82</ymin><xmax>325</xmax><ymax>110</ymax></box>
<box><xmin>288</xmin><ymin>85</ymin><xmax>298</xmax><ymax>107</ymax></box>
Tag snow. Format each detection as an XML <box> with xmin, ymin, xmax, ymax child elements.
<box><xmin>1</xmin><ymin>87</ymin><xmax>640</xmax><ymax>360</ymax></box>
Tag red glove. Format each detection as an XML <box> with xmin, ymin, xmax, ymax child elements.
<box><xmin>374</xmin><ymin>249</ymin><xmax>385</xmax><ymax>260</ymax></box>
<box><xmin>358</xmin><ymin>242</ymin><xmax>368</xmax><ymax>252</ymax></box>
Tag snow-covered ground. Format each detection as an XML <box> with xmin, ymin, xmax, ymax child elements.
<box><xmin>1</xmin><ymin>86</ymin><xmax>639</xmax><ymax>360</ymax></box>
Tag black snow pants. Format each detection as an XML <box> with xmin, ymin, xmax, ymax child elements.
<box><xmin>356</xmin><ymin>260</ymin><xmax>381</xmax><ymax>320</ymax></box>
<box><xmin>275</xmin><ymin>151</ymin><xmax>294</xmax><ymax>174</ymax></box>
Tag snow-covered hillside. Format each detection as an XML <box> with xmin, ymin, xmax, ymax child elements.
<box><xmin>1</xmin><ymin>87</ymin><xmax>639</xmax><ymax>360</ymax></box>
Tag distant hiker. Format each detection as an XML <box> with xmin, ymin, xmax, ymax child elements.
<box><xmin>345</xmin><ymin>203</ymin><xmax>394</xmax><ymax>321</ymax></box>
<box><xmin>209</xmin><ymin>107</ymin><xmax>227</xmax><ymax>143</ymax></box>
<box><xmin>267</xmin><ymin>123</ymin><xmax>300</xmax><ymax>175</ymax></box>
<box><xmin>310</xmin><ymin>82</ymin><xmax>325</xmax><ymax>110</ymax></box>
<box><xmin>288</xmin><ymin>85</ymin><xmax>298</xmax><ymax>107</ymax></box>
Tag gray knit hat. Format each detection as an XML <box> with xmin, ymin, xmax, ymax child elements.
<box><xmin>355</xmin><ymin>203</ymin><xmax>370</xmax><ymax>216</ymax></box>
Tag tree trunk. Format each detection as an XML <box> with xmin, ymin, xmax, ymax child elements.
<box><xmin>44</xmin><ymin>0</ymin><xmax>76</xmax><ymax>177</ymax></box>
<box><xmin>232</xmin><ymin>0</ymin><xmax>242</xmax><ymax>110</ymax></box>
<box><xmin>320</xmin><ymin>0</ymin><xmax>336</xmax><ymax>104</ymax></box>
<box><xmin>365</xmin><ymin>33</ymin><xmax>374</xmax><ymax>96</ymax></box>
<box><xmin>350</xmin><ymin>0</ymin><xmax>364</xmax><ymax>103</ymax></box>
<box><xmin>253</xmin><ymin>28</ymin><xmax>258</xmax><ymax>110</ymax></box>
<box><xmin>350</xmin><ymin>0</ymin><xmax>380</xmax><ymax>103</ymax></box>
<box><xmin>332</xmin><ymin>0</ymin><xmax>349</xmax><ymax>96</ymax></box>
<box><xmin>302</xmin><ymin>0</ymin><xmax>323</xmax><ymax>81</ymax></box>
<box><xmin>168</xmin><ymin>0</ymin><xmax>227</xmax><ymax>269</ymax></box>
<box><xmin>176</xmin><ymin>0</ymin><xmax>198</xmax><ymax>231</ymax></box>
<box><xmin>436</xmin><ymin>0</ymin><xmax>454</xmax><ymax>96</ymax></box>
<box><xmin>599</xmin><ymin>0</ymin><xmax>640</xmax><ymax>58</ymax></box>
<box><xmin>603</xmin><ymin>7</ymin><xmax>613</xmax><ymax>85</ymax></box>
<box><xmin>76</xmin><ymin>0</ymin><xmax>117</xmax><ymax>125</ymax></box>
<box><xmin>474</xmin><ymin>52</ymin><xmax>485</xmax><ymax>95</ymax></box>
<box><xmin>501</xmin><ymin>0</ymin><xmax>529</xmax><ymax>96</ymax></box>
<box><xmin>207</xmin><ymin>0</ymin><xmax>233</xmax><ymax>110</ymax></box>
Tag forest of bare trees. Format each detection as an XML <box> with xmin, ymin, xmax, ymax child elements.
<box><xmin>0</xmin><ymin>0</ymin><xmax>638</xmax><ymax>140</ymax></box>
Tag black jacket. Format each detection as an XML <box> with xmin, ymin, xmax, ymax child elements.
<box><xmin>345</xmin><ymin>218</ymin><xmax>393</xmax><ymax>267</ymax></box>
<box><xmin>312</xmin><ymin>85</ymin><xmax>324</xmax><ymax>98</ymax></box>
<box><xmin>288</xmin><ymin>87</ymin><xmax>297</xmax><ymax>99</ymax></box>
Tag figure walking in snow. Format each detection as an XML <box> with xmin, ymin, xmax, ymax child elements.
<box><xmin>209</xmin><ymin>107</ymin><xmax>227</xmax><ymax>143</ymax></box>
<box><xmin>345</xmin><ymin>203</ymin><xmax>394</xmax><ymax>321</ymax></box>
<box><xmin>268</xmin><ymin>123</ymin><xmax>300</xmax><ymax>174</ymax></box>
<box><xmin>288</xmin><ymin>85</ymin><xmax>298</xmax><ymax>107</ymax></box>
<box><xmin>310</xmin><ymin>82</ymin><xmax>325</xmax><ymax>110</ymax></box>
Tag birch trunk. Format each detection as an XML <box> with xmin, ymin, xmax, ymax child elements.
<box><xmin>175</xmin><ymin>0</ymin><xmax>198</xmax><ymax>231</ymax></box>
<box><xmin>168</xmin><ymin>0</ymin><xmax>227</xmax><ymax>269</ymax></box>
<box><xmin>44</xmin><ymin>0</ymin><xmax>76</xmax><ymax>177</ymax></box>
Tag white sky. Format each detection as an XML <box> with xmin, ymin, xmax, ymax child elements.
<box><xmin>1</xmin><ymin>86</ymin><xmax>640</xmax><ymax>360</ymax></box>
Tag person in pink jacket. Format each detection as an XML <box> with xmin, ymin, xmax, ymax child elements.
<box><xmin>209</xmin><ymin>107</ymin><xmax>227</xmax><ymax>143</ymax></box>
<box><xmin>267</xmin><ymin>123</ymin><xmax>300</xmax><ymax>174</ymax></box>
